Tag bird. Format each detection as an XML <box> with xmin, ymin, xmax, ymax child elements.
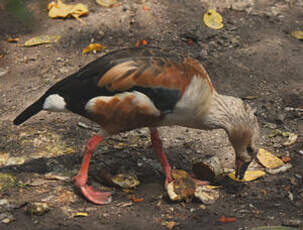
<box><xmin>14</xmin><ymin>47</ymin><xmax>260</xmax><ymax>205</ymax></box>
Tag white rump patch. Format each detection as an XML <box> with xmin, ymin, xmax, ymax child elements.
<box><xmin>43</xmin><ymin>94</ymin><xmax>68</xmax><ymax>112</ymax></box>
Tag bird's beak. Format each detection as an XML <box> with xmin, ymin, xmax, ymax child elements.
<box><xmin>235</xmin><ymin>158</ymin><xmax>250</xmax><ymax>179</ymax></box>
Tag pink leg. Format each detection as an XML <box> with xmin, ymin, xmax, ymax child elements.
<box><xmin>149</xmin><ymin>128</ymin><xmax>173</xmax><ymax>185</ymax></box>
<box><xmin>73</xmin><ymin>135</ymin><xmax>112</xmax><ymax>205</ymax></box>
<box><xmin>150</xmin><ymin>128</ymin><xmax>208</xmax><ymax>188</ymax></box>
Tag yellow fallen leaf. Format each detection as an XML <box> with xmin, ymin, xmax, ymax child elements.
<box><xmin>48</xmin><ymin>1</ymin><xmax>57</xmax><ymax>10</ymax></box>
<box><xmin>96</xmin><ymin>0</ymin><xmax>117</xmax><ymax>8</ymax></box>
<box><xmin>23</xmin><ymin>35</ymin><xmax>61</xmax><ymax>47</ymax></box>
<box><xmin>291</xmin><ymin>30</ymin><xmax>303</xmax><ymax>40</ymax></box>
<box><xmin>205</xmin><ymin>185</ymin><xmax>222</xmax><ymax>189</ymax></box>
<box><xmin>7</xmin><ymin>38</ymin><xmax>19</xmax><ymax>43</ymax></box>
<box><xmin>228</xmin><ymin>170</ymin><xmax>265</xmax><ymax>182</ymax></box>
<box><xmin>82</xmin><ymin>43</ymin><xmax>105</xmax><ymax>55</ymax></box>
<box><xmin>73</xmin><ymin>212</ymin><xmax>88</xmax><ymax>217</ymax></box>
<box><xmin>203</xmin><ymin>9</ymin><xmax>223</xmax><ymax>30</ymax></box>
<box><xmin>48</xmin><ymin>0</ymin><xmax>88</xmax><ymax>22</ymax></box>
<box><xmin>257</xmin><ymin>148</ymin><xmax>284</xmax><ymax>169</ymax></box>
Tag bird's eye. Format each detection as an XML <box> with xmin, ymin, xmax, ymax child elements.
<box><xmin>247</xmin><ymin>146</ymin><xmax>253</xmax><ymax>153</ymax></box>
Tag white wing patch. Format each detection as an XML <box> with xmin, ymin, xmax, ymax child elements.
<box><xmin>43</xmin><ymin>94</ymin><xmax>68</xmax><ymax>112</ymax></box>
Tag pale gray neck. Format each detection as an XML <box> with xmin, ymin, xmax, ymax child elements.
<box><xmin>201</xmin><ymin>92</ymin><xmax>247</xmax><ymax>135</ymax></box>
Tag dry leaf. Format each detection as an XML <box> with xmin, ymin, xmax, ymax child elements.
<box><xmin>188</xmin><ymin>39</ymin><xmax>194</xmax><ymax>46</ymax></box>
<box><xmin>7</xmin><ymin>38</ymin><xmax>19</xmax><ymax>43</ymax></box>
<box><xmin>257</xmin><ymin>148</ymin><xmax>284</xmax><ymax>169</ymax></box>
<box><xmin>96</xmin><ymin>0</ymin><xmax>117</xmax><ymax>8</ymax></box>
<box><xmin>48</xmin><ymin>1</ymin><xmax>57</xmax><ymax>10</ymax></box>
<box><xmin>48</xmin><ymin>0</ymin><xmax>88</xmax><ymax>22</ymax></box>
<box><xmin>291</xmin><ymin>31</ymin><xmax>303</xmax><ymax>40</ymax></box>
<box><xmin>136</xmin><ymin>40</ymin><xmax>148</xmax><ymax>47</ymax></box>
<box><xmin>23</xmin><ymin>35</ymin><xmax>61</xmax><ymax>47</ymax></box>
<box><xmin>218</xmin><ymin>216</ymin><xmax>237</xmax><ymax>223</ymax></box>
<box><xmin>130</xmin><ymin>194</ymin><xmax>144</xmax><ymax>203</ymax></box>
<box><xmin>194</xmin><ymin>185</ymin><xmax>220</xmax><ymax>204</ymax></box>
<box><xmin>283</xmin><ymin>133</ymin><xmax>298</xmax><ymax>146</ymax></box>
<box><xmin>203</xmin><ymin>9</ymin><xmax>223</xmax><ymax>30</ymax></box>
<box><xmin>281</xmin><ymin>156</ymin><xmax>291</xmax><ymax>163</ymax></box>
<box><xmin>205</xmin><ymin>185</ymin><xmax>222</xmax><ymax>189</ymax></box>
<box><xmin>82</xmin><ymin>43</ymin><xmax>105</xmax><ymax>55</ymax></box>
<box><xmin>0</xmin><ymin>54</ymin><xmax>3</xmax><ymax>59</ymax></box>
<box><xmin>73</xmin><ymin>212</ymin><xmax>88</xmax><ymax>217</ymax></box>
<box><xmin>143</xmin><ymin>5</ymin><xmax>150</xmax><ymax>11</ymax></box>
<box><xmin>162</xmin><ymin>221</ymin><xmax>177</xmax><ymax>230</ymax></box>
<box><xmin>266</xmin><ymin>163</ymin><xmax>292</xmax><ymax>175</ymax></box>
<box><xmin>228</xmin><ymin>170</ymin><xmax>265</xmax><ymax>182</ymax></box>
<box><xmin>111</xmin><ymin>173</ymin><xmax>140</xmax><ymax>188</ymax></box>
<box><xmin>243</xmin><ymin>95</ymin><xmax>258</xmax><ymax>100</ymax></box>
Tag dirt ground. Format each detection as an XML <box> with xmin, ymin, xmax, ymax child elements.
<box><xmin>0</xmin><ymin>0</ymin><xmax>303</xmax><ymax>229</ymax></box>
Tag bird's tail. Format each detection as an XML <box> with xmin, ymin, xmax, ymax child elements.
<box><xmin>13</xmin><ymin>97</ymin><xmax>45</xmax><ymax>125</ymax></box>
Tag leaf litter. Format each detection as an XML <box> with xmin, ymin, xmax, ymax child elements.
<box><xmin>228</xmin><ymin>148</ymin><xmax>292</xmax><ymax>182</ymax></box>
<box><xmin>48</xmin><ymin>0</ymin><xmax>88</xmax><ymax>22</ymax></box>
<box><xmin>82</xmin><ymin>43</ymin><xmax>105</xmax><ymax>55</ymax></box>
<box><xmin>23</xmin><ymin>35</ymin><xmax>61</xmax><ymax>47</ymax></box>
<box><xmin>203</xmin><ymin>9</ymin><xmax>223</xmax><ymax>30</ymax></box>
<box><xmin>96</xmin><ymin>0</ymin><xmax>117</xmax><ymax>8</ymax></box>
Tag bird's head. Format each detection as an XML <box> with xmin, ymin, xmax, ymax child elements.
<box><xmin>228</xmin><ymin>103</ymin><xmax>260</xmax><ymax>179</ymax></box>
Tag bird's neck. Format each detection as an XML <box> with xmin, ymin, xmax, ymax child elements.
<box><xmin>200</xmin><ymin>92</ymin><xmax>244</xmax><ymax>135</ymax></box>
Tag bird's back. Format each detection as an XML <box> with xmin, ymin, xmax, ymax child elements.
<box><xmin>14</xmin><ymin>47</ymin><xmax>214</xmax><ymax>134</ymax></box>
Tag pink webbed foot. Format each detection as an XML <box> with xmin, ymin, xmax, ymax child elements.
<box><xmin>73</xmin><ymin>134</ymin><xmax>112</xmax><ymax>205</ymax></box>
<box><xmin>73</xmin><ymin>175</ymin><xmax>112</xmax><ymax>205</ymax></box>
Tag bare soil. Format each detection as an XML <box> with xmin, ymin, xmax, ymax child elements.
<box><xmin>0</xmin><ymin>0</ymin><xmax>303</xmax><ymax>229</ymax></box>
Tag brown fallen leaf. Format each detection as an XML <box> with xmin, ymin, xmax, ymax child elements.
<box><xmin>143</xmin><ymin>5</ymin><xmax>150</xmax><ymax>11</ymax></box>
<box><xmin>0</xmin><ymin>54</ymin><xmax>3</xmax><ymax>59</ymax></box>
<box><xmin>7</xmin><ymin>38</ymin><xmax>19</xmax><ymax>43</ymax></box>
<box><xmin>23</xmin><ymin>35</ymin><xmax>61</xmax><ymax>47</ymax></box>
<box><xmin>48</xmin><ymin>0</ymin><xmax>88</xmax><ymax>22</ymax></box>
<box><xmin>130</xmin><ymin>194</ymin><xmax>144</xmax><ymax>203</ymax></box>
<box><xmin>188</xmin><ymin>39</ymin><xmax>194</xmax><ymax>46</ymax></box>
<box><xmin>82</xmin><ymin>43</ymin><xmax>105</xmax><ymax>55</ymax></box>
<box><xmin>136</xmin><ymin>40</ymin><xmax>148</xmax><ymax>47</ymax></box>
<box><xmin>162</xmin><ymin>221</ymin><xmax>177</xmax><ymax>230</ymax></box>
<box><xmin>281</xmin><ymin>156</ymin><xmax>291</xmax><ymax>163</ymax></box>
<box><xmin>218</xmin><ymin>215</ymin><xmax>236</xmax><ymax>223</ymax></box>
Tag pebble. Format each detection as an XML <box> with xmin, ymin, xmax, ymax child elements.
<box><xmin>0</xmin><ymin>199</ymin><xmax>9</xmax><ymax>206</ymax></box>
<box><xmin>0</xmin><ymin>67</ymin><xmax>8</xmax><ymax>77</ymax></box>
<box><xmin>295</xmin><ymin>174</ymin><xmax>302</xmax><ymax>179</ymax></box>
<box><xmin>0</xmin><ymin>213</ymin><xmax>14</xmax><ymax>224</ymax></box>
